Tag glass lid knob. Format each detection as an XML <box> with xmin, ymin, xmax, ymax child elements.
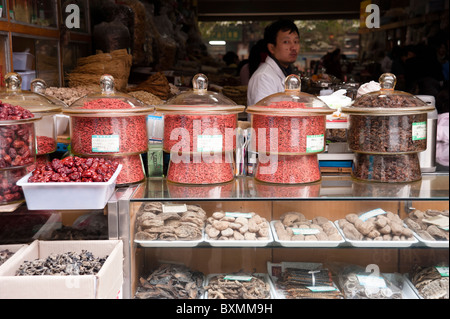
<box><xmin>100</xmin><ymin>74</ymin><xmax>115</xmax><ymax>95</ymax></box>
<box><xmin>5</xmin><ymin>72</ymin><xmax>22</xmax><ymax>92</ymax></box>
<box><xmin>284</xmin><ymin>74</ymin><xmax>301</xmax><ymax>92</ymax></box>
<box><xmin>192</xmin><ymin>73</ymin><xmax>208</xmax><ymax>92</ymax></box>
<box><xmin>30</xmin><ymin>78</ymin><xmax>47</xmax><ymax>94</ymax></box>
<box><xmin>379</xmin><ymin>73</ymin><xmax>396</xmax><ymax>90</ymax></box>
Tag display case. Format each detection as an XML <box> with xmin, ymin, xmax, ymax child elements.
<box><xmin>106</xmin><ymin>171</ymin><xmax>449</xmax><ymax>299</ymax></box>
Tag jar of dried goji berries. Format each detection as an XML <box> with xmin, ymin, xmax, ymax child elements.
<box><xmin>157</xmin><ymin>74</ymin><xmax>244</xmax><ymax>184</ymax></box>
<box><xmin>64</xmin><ymin>74</ymin><xmax>154</xmax><ymax>156</ymax></box>
<box><xmin>247</xmin><ymin>75</ymin><xmax>333</xmax><ymax>184</ymax></box>
<box><xmin>246</xmin><ymin>74</ymin><xmax>334</xmax><ymax>155</ymax></box>
<box><xmin>342</xmin><ymin>73</ymin><xmax>435</xmax><ymax>183</ymax></box>
<box><xmin>0</xmin><ymin>73</ymin><xmax>63</xmax><ymax>156</ymax></box>
<box><xmin>63</xmin><ymin>75</ymin><xmax>154</xmax><ymax>186</ymax></box>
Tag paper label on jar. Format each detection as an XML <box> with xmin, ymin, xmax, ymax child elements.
<box><xmin>306</xmin><ymin>286</ymin><xmax>338</xmax><ymax>292</ymax></box>
<box><xmin>292</xmin><ymin>228</ymin><xmax>320</xmax><ymax>235</ymax></box>
<box><xmin>412</xmin><ymin>121</ymin><xmax>426</xmax><ymax>141</ymax></box>
<box><xmin>224</xmin><ymin>275</ymin><xmax>253</xmax><ymax>282</ymax></box>
<box><xmin>435</xmin><ymin>266</ymin><xmax>449</xmax><ymax>277</ymax></box>
<box><xmin>306</xmin><ymin>134</ymin><xmax>324</xmax><ymax>153</ymax></box>
<box><xmin>359</xmin><ymin>208</ymin><xmax>386</xmax><ymax>221</ymax></box>
<box><xmin>197</xmin><ymin>135</ymin><xmax>223</xmax><ymax>152</ymax></box>
<box><xmin>356</xmin><ymin>274</ymin><xmax>387</xmax><ymax>288</ymax></box>
<box><xmin>225</xmin><ymin>212</ymin><xmax>253</xmax><ymax>219</ymax></box>
<box><xmin>91</xmin><ymin>135</ymin><xmax>120</xmax><ymax>152</ymax></box>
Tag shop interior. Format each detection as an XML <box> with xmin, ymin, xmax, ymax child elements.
<box><xmin>0</xmin><ymin>0</ymin><xmax>449</xmax><ymax>302</ymax></box>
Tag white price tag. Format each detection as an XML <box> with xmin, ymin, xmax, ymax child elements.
<box><xmin>359</xmin><ymin>208</ymin><xmax>386</xmax><ymax>221</ymax></box>
<box><xmin>356</xmin><ymin>274</ymin><xmax>387</xmax><ymax>288</ymax></box>
<box><xmin>435</xmin><ymin>266</ymin><xmax>449</xmax><ymax>277</ymax></box>
<box><xmin>92</xmin><ymin>135</ymin><xmax>120</xmax><ymax>152</ymax></box>
<box><xmin>306</xmin><ymin>286</ymin><xmax>338</xmax><ymax>292</ymax></box>
<box><xmin>224</xmin><ymin>275</ymin><xmax>253</xmax><ymax>282</ymax></box>
<box><xmin>225</xmin><ymin>212</ymin><xmax>252</xmax><ymax>219</ymax></box>
<box><xmin>292</xmin><ymin>228</ymin><xmax>320</xmax><ymax>235</ymax></box>
<box><xmin>197</xmin><ymin>135</ymin><xmax>223</xmax><ymax>152</ymax></box>
<box><xmin>412</xmin><ymin>121</ymin><xmax>426</xmax><ymax>141</ymax></box>
<box><xmin>162</xmin><ymin>204</ymin><xmax>187</xmax><ymax>213</ymax></box>
<box><xmin>306</xmin><ymin>134</ymin><xmax>324</xmax><ymax>153</ymax></box>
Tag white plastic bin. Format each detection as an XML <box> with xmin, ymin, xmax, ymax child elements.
<box><xmin>16</xmin><ymin>165</ymin><xmax>122</xmax><ymax>210</ymax></box>
<box><xmin>13</xmin><ymin>52</ymin><xmax>34</xmax><ymax>71</ymax></box>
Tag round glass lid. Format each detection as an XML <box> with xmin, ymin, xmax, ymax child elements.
<box><xmin>0</xmin><ymin>72</ymin><xmax>62</xmax><ymax>113</ymax></box>
<box><xmin>63</xmin><ymin>74</ymin><xmax>154</xmax><ymax>116</ymax></box>
<box><xmin>246</xmin><ymin>74</ymin><xmax>334</xmax><ymax>115</ymax></box>
<box><xmin>156</xmin><ymin>73</ymin><xmax>245</xmax><ymax>114</ymax></box>
<box><xmin>342</xmin><ymin>73</ymin><xmax>434</xmax><ymax>114</ymax></box>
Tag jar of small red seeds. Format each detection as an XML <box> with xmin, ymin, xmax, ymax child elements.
<box><xmin>0</xmin><ymin>73</ymin><xmax>64</xmax><ymax>156</ymax></box>
<box><xmin>254</xmin><ymin>154</ymin><xmax>321</xmax><ymax>184</ymax></box>
<box><xmin>247</xmin><ymin>75</ymin><xmax>334</xmax><ymax>155</ymax></box>
<box><xmin>64</xmin><ymin>75</ymin><xmax>154</xmax><ymax>156</ymax></box>
<box><xmin>157</xmin><ymin>74</ymin><xmax>244</xmax><ymax>185</ymax></box>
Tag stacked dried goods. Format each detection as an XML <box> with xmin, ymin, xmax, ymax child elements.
<box><xmin>246</xmin><ymin>75</ymin><xmax>333</xmax><ymax>184</ymax></box>
<box><xmin>409</xmin><ymin>264</ymin><xmax>449</xmax><ymax>299</ymax></box>
<box><xmin>337</xmin><ymin>211</ymin><xmax>414</xmax><ymax>241</ymax></box>
<box><xmin>404</xmin><ymin>209</ymin><xmax>449</xmax><ymax>241</ymax></box>
<box><xmin>342</xmin><ymin>73</ymin><xmax>434</xmax><ymax>183</ymax></box>
<box><xmin>135</xmin><ymin>202</ymin><xmax>206</xmax><ymax>241</ymax></box>
<box><xmin>273</xmin><ymin>212</ymin><xmax>342</xmax><ymax>241</ymax></box>
<box><xmin>205</xmin><ymin>273</ymin><xmax>271</xmax><ymax>299</ymax></box>
<box><xmin>15</xmin><ymin>250</ymin><xmax>107</xmax><ymax>276</ymax></box>
<box><xmin>276</xmin><ymin>268</ymin><xmax>343</xmax><ymax>299</ymax></box>
<box><xmin>127</xmin><ymin>72</ymin><xmax>171</xmax><ymax>100</ymax></box>
<box><xmin>135</xmin><ymin>263</ymin><xmax>205</xmax><ymax>299</ymax></box>
<box><xmin>205</xmin><ymin>211</ymin><xmax>270</xmax><ymax>241</ymax></box>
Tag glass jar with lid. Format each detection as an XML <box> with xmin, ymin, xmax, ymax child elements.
<box><xmin>157</xmin><ymin>73</ymin><xmax>245</xmax><ymax>154</ymax></box>
<box><xmin>247</xmin><ymin>75</ymin><xmax>334</xmax><ymax>184</ymax></box>
<box><xmin>157</xmin><ymin>74</ymin><xmax>244</xmax><ymax>185</ymax></box>
<box><xmin>63</xmin><ymin>74</ymin><xmax>154</xmax><ymax>156</ymax></box>
<box><xmin>0</xmin><ymin>72</ymin><xmax>62</xmax><ymax>156</ymax></box>
<box><xmin>63</xmin><ymin>74</ymin><xmax>154</xmax><ymax>186</ymax></box>
<box><xmin>341</xmin><ymin>73</ymin><xmax>434</xmax><ymax>183</ymax></box>
<box><xmin>247</xmin><ymin>74</ymin><xmax>334</xmax><ymax>155</ymax></box>
<box><xmin>342</xmin><ymin>73</ymin><xmax>434</xmax><ymax>155</ymax></box>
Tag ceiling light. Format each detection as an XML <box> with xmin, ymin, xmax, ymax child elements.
<box><xmin>209</xmin><ymin>40</ymin><xmax>226</xmax><ymax>45</ymax></box>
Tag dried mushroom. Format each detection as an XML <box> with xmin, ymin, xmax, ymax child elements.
<box><xmin>206</xmin><ymin>212</ymin><xmax>270</xmax><ymax>241</ymax></box>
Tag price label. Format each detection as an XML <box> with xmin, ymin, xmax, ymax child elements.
<box><xmin>359</xmin><ymin>208</ymin><xmax>386</xmax><ymax>221</ymax></box>
<box><xmin>292</xmin><ymin>228</ymin><xmax>320</xmax><ymax>235</ymax></box>
<box><xmin>306</xmin><ymin>286</ymin><xmax>338</xmax><ymax>292</ymax></box>
<box><xmin>356</xmin><ymin>274</ymin><xmax>387</xmax><ymax>288</ymax></box>
<box><xmin>412</xmin><ymin>122</ymin><xmax>426</xmax><ymax>141</ymax></box>
<box><xmin>224</xmin><ymin>275</ymin><xmax>253</xmax><ymax>281</ymax></box>
<box><xmin>92</xmin><ymin>135</ymin><xmax>120</xmax><ymax>152</ymax></box>
<box><xmin>306</xmin><ymin>134</ymin><xmax>324</xmax><ymax>153</ymax></box>
<box><xmin>225</xmin><ymin>212</ymin><xmax>252</xmax><ymax>219</ymax></box>
<box><xmin>197</xmin><ymin>135</ymin><xmax>223</xmax><ymax>152</ymax></box>
<box><xmin>162</xmin><ymin>204</ymin><xmax>187</xmax><ymax>213</ymax></box>
<box><xmin>435</xmin><ymin>266</ymin><xmax>449</xmax><ymax>277</ymax></box>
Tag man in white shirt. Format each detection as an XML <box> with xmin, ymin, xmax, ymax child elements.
<box><xmin>247</xmin><ymin>19</ymin><xmax>300</xmax><ymax>106</ymax></box>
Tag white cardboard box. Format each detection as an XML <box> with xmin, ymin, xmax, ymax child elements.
<box><xmin>0</xmin><ymin>240</ymin><xmax>123</xmax><ymax>299</ymax></box>
<box><xmin>0</xmin><ymin>244</ymin><xmax>28</xmax><ymax>271</ymax></box>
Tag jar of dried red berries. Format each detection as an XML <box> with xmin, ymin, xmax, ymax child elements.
<box><xmin>247</xmin><ymin>75</ymin><xmax>334</xmax><ymax>155</ymax></box>
<box><xmin>157</xmin><ymin>74</ymin><xmax>244</xmax><ymax>185</ymax></box>
<box><xmin>0</xmin><ymin>73</ymin><xmax>64</xmax><ymax>156</ymax></box>
<box><xmin>342</xmin><ymin>73</ymin><xmax>435</xmax><ymax>183</ymax></box>
<box><xmin>63</xmin><ymin>75</ymin><xmax>154</xmax><ymax>157</ymax></box>
<box><xmin>157</xmin><ymin>74</ymin><xmax>245</xmax><ymax>154</ymax></box>
<box><xmin>0</xmin><ymin>100</ymin><xmax>40</xmax><ymax>205</ymax></box>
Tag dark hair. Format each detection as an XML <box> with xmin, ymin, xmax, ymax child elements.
<box><xmin>223</xmin><ymin>51</ymin><xmax>238</xmax><ymax>65</ymax></box>
<box><xmin>264</xmin><ymin>19</ymin><xmax>299</xmax><ymax>45</ymax></box>
<box><xmin>249</xmin><ymin>39</ymin><xmax>269</xmax><ymax>76</ymax></box>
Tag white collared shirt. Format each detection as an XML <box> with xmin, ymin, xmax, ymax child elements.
<box><xmin>247</xmin><ymin>56</ymin><xmax>286</xmax><ymax>106</ymax></box>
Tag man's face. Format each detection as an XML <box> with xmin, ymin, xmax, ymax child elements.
<box><xmin>268</xmin><ymin>30</ymin><xmax>300</xmax><ymax>68</ymax></box>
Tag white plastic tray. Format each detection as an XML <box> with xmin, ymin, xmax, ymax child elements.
<box><xmin>17</xmin><ymin>165</ymin><xmax>122</xmax><ymax>210</ymax></box>
<box><xmin>411</xmin><ymin>232</ymin><xmax>449</xmax><ymax>248</ymax></box>
<box><xmin>334</xmin><ymin>221</ymin><xmax>419</xmax><ymax>248</ymax></box>
<box><xmin>134</xmin><ymin>230</ymin><xmax>204</xmax><ymax>248</ymax></box>
<box><xmin>204</xmin><ymin>221</ymin><xmax>273</xmax><ymax>247</ymax></box>
<box><xmin>270</xmin><ymin>220</ymin><xmax>345</xmax><ymax>247</ymax></box>
<box><xmin>402</xmin><ymin>274</ymin><xmax>425</xmax><ymax>299</ymax></box>
<box><xmin>204</xmin><ymin>273</ymin><xmax>276</xmax><ymax>299</ymax></box>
